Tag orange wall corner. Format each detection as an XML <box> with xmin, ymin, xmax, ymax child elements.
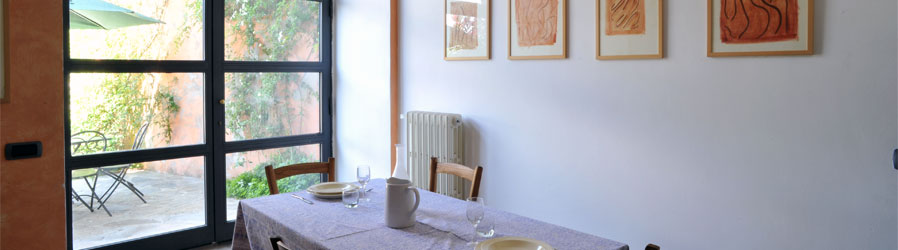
<box><xmin>0</xmin><ymin>0</ymin><xmax>67</xmax><ymax>249</ymax></box>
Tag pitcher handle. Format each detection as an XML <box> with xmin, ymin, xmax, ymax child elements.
<box><xmin>409</xmin><ymin>187</ymin><xmax>420</xmax><ymax>213</ymax></box>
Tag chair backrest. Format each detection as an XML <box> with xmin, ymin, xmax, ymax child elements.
<box><xmin>269</xmin><ymin>238</ymin><xmax>291</xmax><ymax>250</ymax></box>
<box><xmin>132</xmin><ymin>122</ymin><xmax>150</xmax><ymax>150</ymax></box>
<box><xmin>264</xmin><ymin>158</ymin><xmax>336</xmax><ymax>195</ymax></box>
<box><xmin>429</xmin><ymin>157</ymin><xmax>483</xmax><ymax>198</ymax></box>
<box><xmin>71</xmin><ymin>130</ymin><xmax>108</xmax><ymax>155</ymax></box>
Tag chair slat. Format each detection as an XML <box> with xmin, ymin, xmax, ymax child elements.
<box><xmin>429</xmin><ymin>157</ymin><xmax>483</xmax><ymax>198</ymax></box>
<box><xmin>265</xmin><ymin>158</ymin><xmax>336</xmax><ymax>195</ymax></box>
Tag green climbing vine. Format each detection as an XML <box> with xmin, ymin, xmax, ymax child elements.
<box><xmin>73</xmin><ymin>74</ymin><xmax>180</xmax><ymax>153</ymax></box>
<box><xmin>70</xmin><ymin>0</ymin><xmax>202</xmax><ymax>155</ymax></box>
<box><xmin>223</xmin><ymin>0</ymin><xmax>323</xmax><ymax>198</ymax></box>
<box><xmin>226</xmin><ymin>148</ymin><xmax>318</xmax><ymax>199</ymax></box>
<box><xmin>70</xmin><ymin>0</ymin><xmax>323</xmax><ymax>196</ymax></box>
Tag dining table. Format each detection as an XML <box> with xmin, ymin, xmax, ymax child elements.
<box><xmin>231</xmin><ymin>178</ymin><xmax>629</xmax><ymax>250</ymax></box>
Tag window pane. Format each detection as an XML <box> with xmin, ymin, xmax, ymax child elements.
<box><xmin>226</xmin><ymin>144</ymin><xmax>321</xmax><ymax>220</ymax></box>
<box><xmin>69</xmin><ymin>73</ymin><xmax>205</xmax><ymax>156</ymax></box>
<box><xmin>225</xmin><ymin>0</ymin><xmax>321</xmax><ymax>61</ymax></box>
<box><xmin>71</xmin><ymin>156</ymin><xmax>206</xmax><ymax>249</ymax></box>
<box><xmin>224</xmin><ymin>72</ymin><xmax>321</xmax><ymax>141</ymax></box>
<box><xmin>69</xmin><ymin>0</ymin><xmax>204</xmax><ymax>60</ymax></box>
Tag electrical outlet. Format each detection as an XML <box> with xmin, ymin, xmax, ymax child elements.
<box><xmin>5</xmin><ymin>141</ymin><xmax>42</xmax><ymax>160</ymax></box>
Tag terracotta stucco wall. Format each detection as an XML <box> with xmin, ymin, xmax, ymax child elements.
<box><xmin>0</xmin><ymin>0</ymin><xmax>66</xmax><ymax>249</ymax></box>
<box><xmin>144</xmin><ymin>22</ymin><xmax>322</xmax><ymax>178</ymax></box>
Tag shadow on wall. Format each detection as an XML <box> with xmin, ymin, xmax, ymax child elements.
<box><xmin>815</xmin><ymin>0</ymin><xmax>826</xmax><ymax>54</ymax></box>
<box><xmin>465</xmin><ymin>118</ymin><xmax>483</xmax><ymax>182</ymax></box>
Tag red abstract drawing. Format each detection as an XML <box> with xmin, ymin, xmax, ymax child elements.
<box><xmin>720</xmin><ymin>0</ymin><xmax>799</xmax><ymax>44</ymax></box>
<box><xmin>515</xmin><ymin>0</ymin><xmax>559</xmax><ymax>47</ymax></box>
<box><xmin>606</xmin><ymin>0</ymin><xmax>645</xmax><ymax>36</ymax></box>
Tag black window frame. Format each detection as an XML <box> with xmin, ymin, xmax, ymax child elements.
<box><xmin>63</xmin><ymin>0</ymin><xmax>333</xmax><ymax>249</ymax></box>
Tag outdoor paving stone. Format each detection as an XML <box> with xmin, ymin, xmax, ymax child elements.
<box><xmin>71</xmin><ymin>170</ymin><xmax>239</xmax><ymax>250</ymax></box>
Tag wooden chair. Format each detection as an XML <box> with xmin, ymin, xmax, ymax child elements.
<box><xmin>429</xmin><ymin>157</ymin><xmax>483</xmax><ymax>198</ymax></box>
<box><xmin>270</xmin><ymin>238</ymin><xmax>291</xmax><ymax>250</ymax></box>
<box><xmin>265</xmin><ymin>157</ymin><xmax>335</xmax><ymax>195</ymax></box>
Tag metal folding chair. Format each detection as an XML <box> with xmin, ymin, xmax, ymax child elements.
<box><xmin>97</xmin><ymin>122</ymin><xmax>150</xmax><ymax>206</ymax></box>
<box><xmin>70</xmin><ymin>131</ymin><xmax>112</xmax><ymax>216</ymax></box>
<box><xmin>70</xmin><ymin>122</ymin><xmax>150</xmax><ymax>216</ymax></box>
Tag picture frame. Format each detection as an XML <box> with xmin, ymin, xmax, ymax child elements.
<box><xmin>707</xmin><ymin>0</ymin><xmax>814</xmax><ymax>57</ymax></box>
<box><xmin>597</xmin><ymin>0</ymin><xmax>664</xmax><ymax>60</ymax></box>
<box><xmin>444</xmin><ymin>0</ymin><xmax>491</xmax><ymax>61</ymax></box>
<box><xmin>508</xmin><ymin>0</ymin><xmax>567</xmax><ymax>60</ymax></box>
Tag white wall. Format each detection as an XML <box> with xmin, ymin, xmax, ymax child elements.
<box><xmin>333</xmin><ymin>0</ymin><xmax>392</xmax><ymax>181</ymax></box>
<box><xmin>400</xmin><ymin>1</ymin><xmax>898</xmax><ymax>249</ymax></box>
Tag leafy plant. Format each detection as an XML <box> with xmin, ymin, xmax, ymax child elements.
<box><xmin>225</xmin><ymin>0</ymin><xmax>320</xmax><ymax>61</ymax></box>
<box><xmin>225</xmin><ymin>147</ymin><xmax>320</xmax><ymax>199</ymax></box>
<box><xmin>222</xmin><ymin>0</ymin><xmax>324</xmax><ymax>199</ymax></box>
<box><xmin>223</xmin><ymin>0</ymin><xmax>321</xmax><ymax>140</ymax></box>
<box><xmin>225</xmin><ymin>166</ymin><xmax>321</xmax><ymax>199</ymax></box>
<box><xmin>72</xmin><ymin>74</ymin><xmax>181</xmax><ymax>154</ymax></box>
<box><xmin>71</xmin><ymin>0</ymin><xmax>325</xmax><ymax>196</ymax></box>
<box><xmin>70</xmin><ymin>0</ymin><xmax>202</xmax><ymax>154</ymax></box>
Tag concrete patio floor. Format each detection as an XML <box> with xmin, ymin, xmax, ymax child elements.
<box><xmin>71</xmin><ymin>170</ymin><xmax>239</xmax><ymax>250</ymax></box>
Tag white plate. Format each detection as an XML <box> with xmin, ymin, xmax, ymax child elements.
<box><xmin>475</xmin><ymin>237</ymin><xmax>554</xmax><ymax>250</ymax></box>
<box><xmin>307</xmin><ymin>182</ymin><xmax>359</xmax><ymax>194</ymax></box>
<box><xmin>306</xmin><ymin>182</ymin><xmax>359</xmax><ymax>198</ymax></box>
<box><xmin>306</xmin><ymin>190</ymin><xmax>343</xmax><ymax>199</ymax></box>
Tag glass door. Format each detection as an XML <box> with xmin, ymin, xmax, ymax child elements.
<box><xmin>212</xmin><ymin>0</ymin><xmax>332</xmax><ymax>240</ymax></box>
<box><xmin>64</xmin><ymin>0</ymin><xmax>332</xmax><ymax>249</ymax></box>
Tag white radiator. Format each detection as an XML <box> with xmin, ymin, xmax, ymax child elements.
<box><xmin>406</xmin><ymin>111</ymin><xmax>468</xmax><ymax>199</ymax></box>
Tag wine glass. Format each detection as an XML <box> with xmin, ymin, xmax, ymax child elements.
<box><xmin>466</xmin><ymin>197</ymin><xmax>485</xmax><ymax>246</ymax></box>
<box><xmin>357</xmin><ymin>165</ymin><xmax>371</xmax><ymax>202</ymax></box>
<box><xmin>476</xmin><ymin>216</ymin><xmax>495</xmax><ymax>239</ymax></box>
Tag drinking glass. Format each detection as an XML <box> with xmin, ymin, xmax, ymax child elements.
<box><xmin>475</xmin><ymin>215</ymin><xmax>496</xmax><ymax>238</ymax></box>
<box><xmin>357</xmin><ymin>165</ymin><xmax>371</xmax><ymax>202</ymax></box>
<box><xmin>466</xmin><ymin>197</ymin><xmax>485</xmax><ymax>246</ymax></box>
<box><xmin>342</xmin><ymin>187</ymin><xmax>359</xmax><ymax>208</ymax></box>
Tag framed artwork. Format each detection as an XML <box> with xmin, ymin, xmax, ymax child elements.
<box><xmin>597</xmin><ymin>0</ymin><xmax>664</xmax><ymax>60</ymax></box>
<box><xmin>444</xmin><ymin>0</ymin><xmax>491</xmax><ymax>60</ymax></box>
<box><xmin>707</xmin><ymin>0</ymin><xmax>814</xmax><ymax>57</ymax></box>
<box><xmin>508</xmin><ymin>0</ymin><xmax>567</xmax><ymax>60</ymax></box>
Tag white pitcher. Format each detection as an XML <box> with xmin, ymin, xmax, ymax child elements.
<box><xmin>385</xmin><ymin>177</ymin><xmax>420</xmax><ymax>228</ymax></box>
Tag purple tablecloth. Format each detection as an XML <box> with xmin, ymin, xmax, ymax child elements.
<box><xmin>232</xmin><ymin>179</ymin><xmax>628</xmax><ymax>250</ymax></box>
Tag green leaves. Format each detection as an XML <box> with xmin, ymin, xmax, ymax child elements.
<box><xmin>219</xmin><ymin>0</ymin><xmax>324</xmax><ymax>197</ymax></box>
<box><xmin>73</xmin><ymin>73</ymin><xmax>181</xmax><ymax>153</ymax></box>
<box><xmin>225</xmin><ymin>149</ymin><xmax>320</xmax><ymax>199</ymax></box>
<box><xmin>225</xmin><ymin>0</ymin><xmax>320</xmax><ymax>61</ymax></box>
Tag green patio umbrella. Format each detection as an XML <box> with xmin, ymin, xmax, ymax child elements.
<box><xmin>69</xmin><ymin>0</ymin><xmax>163</xmax><ymax>30</ymax></box>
